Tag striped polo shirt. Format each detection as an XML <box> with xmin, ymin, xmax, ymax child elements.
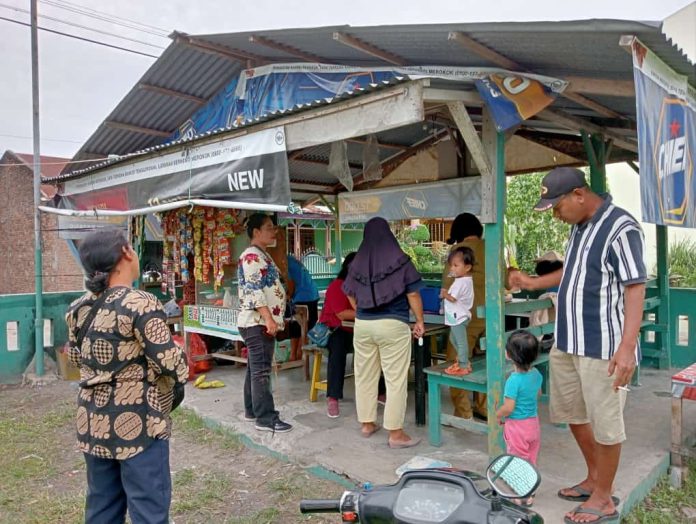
<box><xmin>556</xmin><ymin>195</ymin><xmax>647</xmax><ymax>360</ymax></box>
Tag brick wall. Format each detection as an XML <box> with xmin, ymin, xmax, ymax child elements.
<box><xmin>0</xmin><ymin>155</ymin><xmax>84</xmax><ymax>294</ymax></box>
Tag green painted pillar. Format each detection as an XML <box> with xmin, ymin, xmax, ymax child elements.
<box><xmin>582</xmin><ymin>131</ymin><xmax>609</xmax><ymax>194</ymax></box>
<box><xmin>656</xmin><ymin>225</ymin><xmax>671</xmax><ymax>368</ymax></box>
<box><xmin>334</xmin><ymin>199</ymin><xmax>343</xmax><ymax>264</ymax></box>
<box><xmin>484</xmin><ymin>128</ymin><xmax>506</xmax><ymax>457</ymax></box>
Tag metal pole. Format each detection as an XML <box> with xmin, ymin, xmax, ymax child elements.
<box><xmin>30</xmin><ymin>0</ymin><xmax>45</xmax><ymax>376</ymax></box>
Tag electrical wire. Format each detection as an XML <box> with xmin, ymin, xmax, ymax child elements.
<box><xmin>0</xmin><ymin>15</ymin><xmax>159</xmax><ymax>58</ymax></box>
<box><xmin>0</xmin><ymin>132</ymin><xmax>83</xmax><ymax>144</ymax></box>
<box><xmin>44</xmin><ymin>0</ymin><xmax>170</xmax><ymax>35</ymax></box>
<box><xmin>39</xmin><ymin>0</ymin><xmax>170</xmax><ymax>38</ymax></box>
<box><xmin>0</xmin><ymin>3</ymin><xmax>166</xmax><ymax>49</ymax></box>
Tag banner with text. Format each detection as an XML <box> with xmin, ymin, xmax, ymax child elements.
<box><xmin>632</xmin><ymin>38</ymin><xmax>696</xmax><ymax>227</ymax></box>
<box><xmin>57</xmin><ymin>127</ymin><xmax>290</xmax><ymax>211</ymax></box>
<box><xmin>338</xmin><ymin>177</ymin><xmax>481</xmax><ymax>224</ymax></box>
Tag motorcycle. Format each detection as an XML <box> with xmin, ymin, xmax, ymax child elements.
<box><xmin>300</xmin><ymin>454</ymin><xmax>543</xmax><ymax>523</ymax></box>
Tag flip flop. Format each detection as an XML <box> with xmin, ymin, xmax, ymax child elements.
<box><xmin>388</xmin><ymin>437</ymin><xmax>422</xmax><ymax>449</ymax></box>
<box><xmin>563</xmin><ymin>504</ymin><xmax>619</xmax><ymax>524</ymax></box>
<box><xmin>558</xmin><ymin>485</ymin><xmax>620</xmax><ymax>506</ymax></box>
<box><xmin>361</xmin><ymin>424</ymin><xmax>381</xmax><ymax>438</ymax></box>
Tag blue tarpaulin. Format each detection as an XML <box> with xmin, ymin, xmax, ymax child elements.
<box><xmin>170</xmin><ymin>64</ymin><xmax>567</xmax><ymax>141</ymax></box>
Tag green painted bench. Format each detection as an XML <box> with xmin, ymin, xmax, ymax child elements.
<box><xmin>424</xmin><ymin>352</ymin><xmax>550</xmax><ymax>446</ymax></box>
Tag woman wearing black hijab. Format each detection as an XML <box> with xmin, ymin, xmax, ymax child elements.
<box><xmin>343</xmin><ymin>217</ymin><xmax>425</xmax><ymax>448</ymax></box>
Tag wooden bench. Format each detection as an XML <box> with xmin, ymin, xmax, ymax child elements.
<box><xmin>670</xmin><ymin>363</ymin><xmax>696</xmax><ymax>488</ymax></box>
<box><xmin>424</xmin><ymin>352</ymin><xmax>550</xmax><ymax>446</ymax></box>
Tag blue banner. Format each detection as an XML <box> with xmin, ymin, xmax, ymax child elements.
<box><xmin>632</xmin><ymin>38</ymin><xmax>696</xmax><ymax>227</ymax></box>
<box><xmin>170</xmin><ymin>64</ymin><xmax>567</xmax><ymax>142</ymax></box>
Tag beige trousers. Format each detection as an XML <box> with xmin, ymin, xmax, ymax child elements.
<box><xmin>353</xmin><ymin>318</ymin><xmax>412</xmax><ymax>430</ymax></box>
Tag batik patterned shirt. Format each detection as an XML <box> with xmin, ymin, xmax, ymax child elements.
<box><xmin>65</xmin><ymin>287</ymin><xmax>188</xmax><ymax>460</ymax></box>
<box><xmin>237</xmin><ymin>246</ymin><xmax>286</xmax><ymax>328</ymax></box>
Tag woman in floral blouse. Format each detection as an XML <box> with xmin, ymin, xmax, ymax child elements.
<box><xmin>237</xmin><ymin>213</ymin><xmax>293</xmax><ymax>433</ymax></box>
<box><xmin>66</xmin><ymin>229</ymin><xmax>188</xmax><ymax>524</ymax></box>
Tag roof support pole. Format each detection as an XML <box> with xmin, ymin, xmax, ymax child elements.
<box><xmin>581</xmin><ymin>130</ymin><xmax>612</xmax><ymax>194</ymax></box>
<box><xmin>482</xmin><ymin>108</ymin><xmax>506</xmax><ymax>457</ymax></box>
<box><xmin>655</xmin><ymin>224</ymin><xmax>672</xmax><ymax>370</ymax></box>
<box><xmin>30</xmin><ymin>0</ymin><xmax>44</xmax><ymax>376</ymax></box>
<box><xmin>446</xmin><ymin>102</ymin><xmax>494</xmax><ymax>220</ymax></box>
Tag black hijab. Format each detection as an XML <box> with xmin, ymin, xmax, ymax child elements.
<box><xmin>342</xmin><ymin>217</ymin><xmax>421</xmax><ymax>309</ymax></box>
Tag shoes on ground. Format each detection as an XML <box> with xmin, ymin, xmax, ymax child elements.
<box><xmin>255</xmin><ymin>418</ymin><xmax>293</xmax><ymax>433</ymax></box>
<box><xmin>327</xmin><ymin>398</ymin><xmax>340</xmax><ymax>418</ymax></box>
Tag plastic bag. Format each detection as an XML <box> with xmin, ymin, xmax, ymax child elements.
<box><xmin>174</xmin><ymin>333</ymin><xmax>212</xmax><ymax>380</ymax></box>
<box><xmin>328</xmin><ymin>140</ymin><xmax>353</xmax><ymax>191</ymax></box>
<box><xmin>362</xmin><ymin>134</ymin><xmax>383</xmax><ymax>181</ymax></box>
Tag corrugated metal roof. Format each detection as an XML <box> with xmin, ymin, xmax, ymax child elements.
<box><xmin>63</xmin><ymin>18</ymin><xmax>694</xmax><ymax>176</ymax></box>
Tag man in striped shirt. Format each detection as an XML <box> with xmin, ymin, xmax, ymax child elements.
<box><xmin>511</xmin><ymin>167</ymin><xmax>646</xmax><ymax>524</ymax></box>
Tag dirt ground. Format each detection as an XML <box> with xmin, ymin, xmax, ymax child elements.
<box><xmin>0</xmin><ymin>380</ymin><xmax>346</xmax><ymax>524</ymax></box>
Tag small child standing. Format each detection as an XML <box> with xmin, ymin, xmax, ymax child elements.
<box><xmin>496</xmin><ymin>330</ymin><xmax>543</xmax><ymax>506</ymax></box>
<box><xmin>443</xmin><ymin>246</ymin><xmax>475</xmax><ymax>376</ymax></box>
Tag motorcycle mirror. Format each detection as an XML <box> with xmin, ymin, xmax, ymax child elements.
<box><xmin>486</xmin><ymin>454</ymin><xmax>541</xmax><ymax>499</ymax></box>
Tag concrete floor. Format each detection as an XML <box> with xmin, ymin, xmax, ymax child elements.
<box><xmin>183</xmin><ymin>359</ymin><xmax>696</xmax><ymax>523</ymax></box>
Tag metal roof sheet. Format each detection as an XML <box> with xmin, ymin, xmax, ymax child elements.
<box><xmin>63</xmin><ymin>18</ymin><xmax>694</xmax><ymax>176</ymax></box>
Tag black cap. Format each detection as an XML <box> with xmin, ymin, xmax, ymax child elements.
<box><xmin>534</xmin><ymin>167</ymin><xmax>588</xmax><ymax>211</ymax></box>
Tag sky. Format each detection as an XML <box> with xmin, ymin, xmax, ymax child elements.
<box><xmin>1</xmin><ymin>0</ymin><xmax>693</xmax><ymax>160</ymax></box>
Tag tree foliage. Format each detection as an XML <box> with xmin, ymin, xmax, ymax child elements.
<box><xmin>505</xmin><ymin>172</ymin><xmax>570</xmax><ymax>273</ymax></box>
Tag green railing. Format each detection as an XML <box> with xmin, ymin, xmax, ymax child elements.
<box><xmin>0</xmin><ymin>291</ymin><xmax>83</xmax><ymax>383</ymax></box>
<box><xmin>1</xmin><ymin>287</ymin><xmax>694</xmax><ymax>383</ymax></box>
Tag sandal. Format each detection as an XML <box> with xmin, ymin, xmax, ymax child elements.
<box><xmin>563</xmin><ymin>504</ymin><xmax>619</xmax><ymax>524</ymax></box>
<box><xmin>361</xmin><ymin>424</ymin><xmax>381</xmax><ymax>438</ymax></box>
<box><xmin>558</xmin><ymin>485</ymin><xmax>620</xmax><ymax>506</ymax></box>
<box><xmin>445</xmin><ymin>363</ymin><xmax>472</xmax><ymax>376</ymax></box>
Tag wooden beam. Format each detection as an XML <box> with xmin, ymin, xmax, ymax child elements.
<box><xmin>172</xmin><ymin>32</ymin><xmax>265</xmax><ymax>64</ymax></box>
<box><xmin>447</xmin><ymin>31</ymin><xmax>624</xmax><ymax>119</ymax></box>
<box><xmin>332</xmin><ymin>32</ymin><xmax>407</xmax><ymax>66</ymax></box>
<box><xmin>447</xmin><ymin>102</ymin><xmax>492</xmax><ymax>179</ymax></box>
<box><xmin>564</xmin><ymin>76</ymin><xmax>635</xmax><ymax>97</ymax></box>
<box><xmin>448</xmin><ymin>32</ymin><xmax>518</xmax><ymax>70</ymax></box>
<box><xmin>293</xmin><ymin>157</ymin><xmax>363</xmax><ymax>170</ymax></box>
<box><xmin>290</xmin><ymin>182</ymin><xmax>334</xmax><ymax>194</ymax></box>
<box><xmin>103</xmin><ymin>121</ymin><xmax>172</xmax><ymax>138</ymax></box>
<box><xmin>346</xmin><ymin>138</ymin><xmax>407</xmax><ymax>150</ymax></box>
<box><xmin>248</xmin><ymin>35</ymin><xmax>324</xmax><ymax>62</ymax></box>
<box><xmin>536</xmin><ymin>108</ymin><xmax>638</xmax><ymax>153</ymax></box>
<box><xmin>138</xmin><ymin>84</ymin><xmax>207</xmax><ymax>105</ymax></box>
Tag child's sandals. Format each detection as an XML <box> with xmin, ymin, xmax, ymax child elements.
<box><xmin>444</xmin><ymin>362</ymin><xmax>472</xmax><ymax>376</ymax></box>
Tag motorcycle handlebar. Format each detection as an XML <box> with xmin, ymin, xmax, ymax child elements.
<box><xmin>299</xmin><ymin>499</ymin><xmax>342</xmax><ymax>513</ymax></box>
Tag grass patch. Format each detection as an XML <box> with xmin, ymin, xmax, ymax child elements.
<box><xmin>226</xmin><ymin>507</ymin><xmax>280</xmax><ymax>523</ymax></box>
<box><xmin>623</xmin><ymin>459</ymin><xmax>696</xmax><ymax>523</ymax></box>
<box><xmin>0</xmin><ymin>397</ymin><xmax>84</xmax><ymax>524</ymax></box>
<box><xmin>171</xmin><ymin>470</ymin><xmax>233</xmax><ymax>515</ymax></box>
<box><xmin>171</xmin><ymin>408</ymin><xmax>243</xmax><ymax>451</ymax></box>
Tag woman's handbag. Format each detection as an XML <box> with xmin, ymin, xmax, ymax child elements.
<box><xmin>307</xmin><ymin>322</ymin><xmax>333</xmax><ymax>347</ymax></box>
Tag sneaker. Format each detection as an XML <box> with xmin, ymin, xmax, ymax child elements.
<box><xmin>377</xmin><ymin>394</ymin><xmax>386</xmax><ymax>406</ymax></box>
<box><xmin>327</xmin><ymin>398</ymin><xmax>340</xmax><ymax>418</ymax></box>
<box><xmin>243</xmin><ymin>413</ymin><xmax>255</xmax><ymax>422</ymax></box>
<box><xmin>255</xmin><ymin>419</ymin><xmax>293</xmax><ymax>434</ymax></box>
